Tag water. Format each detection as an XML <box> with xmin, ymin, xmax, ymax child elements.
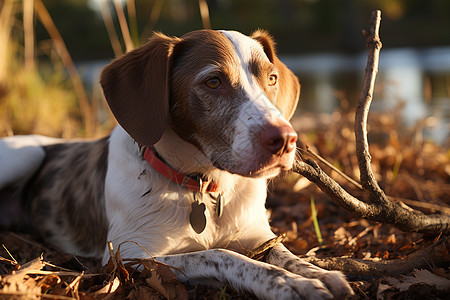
<box><xmin>78</xmin><ymin>47</ymin><xmax>450</xmax><ymax>144</ymax></box>
<box><xmin>282</xmin><ymin>47</ymin><xmax>450</xmax><ymax>144</ymax></box>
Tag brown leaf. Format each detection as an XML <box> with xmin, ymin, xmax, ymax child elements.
<box><xmin>91</xmin><ymin>276</ymin><xmax>121</xmax><ymax>298</ymax></box>
<box><xmin>127</xmin><ymin>284</ymin><xmax>161</xmax><ymax>300</ymax></box>
<box><xmin>0</xmin><ymin>255</ymin><xmax>45</xmax><ymax>298</ymax></box>
<box><xmin>144</xmin><ymin>262</ymin><xmax>188</xmax><ymax>300</ymax></box>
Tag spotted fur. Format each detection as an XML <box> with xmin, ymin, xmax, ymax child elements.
<box><xmin>0</xmin><ymin>30</ymin><xmax>353</xmax><ymax>299</ymax></box>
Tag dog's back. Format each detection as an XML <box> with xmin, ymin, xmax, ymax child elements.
<box><xmin>0</xmin><ymin>137</ymin><xmax>109</xmax><ymax>257</ymax></box>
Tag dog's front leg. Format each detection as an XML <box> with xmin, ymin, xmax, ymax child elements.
<box><xmin>265</xmin><ymin>244</ymin><xmax>354</xmax><ymax>299</ymax></box>
<box><xmin>156</xmin><ymin>248</ymin><xmax>335</xmax><ymax>300</ymax></box>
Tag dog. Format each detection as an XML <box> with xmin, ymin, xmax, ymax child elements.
<box><xmin>0</xmin><ymin>30</ymin><xmax>353</xmax><ymax>299</ymax></box>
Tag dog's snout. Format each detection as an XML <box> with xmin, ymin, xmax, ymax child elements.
<box><xmin>261</xmin><ymin>125</ymin><xmax>297</xmax><ymax>155</ymax></box>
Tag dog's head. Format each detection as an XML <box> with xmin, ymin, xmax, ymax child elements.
<box><xmin>101</xmin><ymin>30</ymin><xmax>300</xmax><ymax>178</ymax></box>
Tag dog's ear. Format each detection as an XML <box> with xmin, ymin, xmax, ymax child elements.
<box><xmin>252</xmin><ymin>30</ymin><xmax>300</xmax><ymax>121</ymax></box>
<box><xmin>100</xmin><ymin>33</ymin><xmax>180</xmax><ymax>146</ymax></box>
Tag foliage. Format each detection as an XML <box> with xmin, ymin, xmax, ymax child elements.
<box><xmin>0</xmin><ymin>45</ymin><xmax>79</xmax><ymax>137</ymax></box>
<box><xmin>28</xmin><ymin>0</ymin><xmax>450</xmax><ymax>60</ymax></box>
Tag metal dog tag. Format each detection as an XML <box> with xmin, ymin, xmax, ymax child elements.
<box><xmin>216</xmin><ymin>193</ymin><xmax>223</xmax><ymax>218</ymax></box>
<box><xmin>209</xmin><ymin>193</ymin><xmax>224</xmax><ymax>218</ymax></box>
<box><xmin>190</xmin><ymin>194</ymin><xmax>207</xmax><ymax>234</ymax></box>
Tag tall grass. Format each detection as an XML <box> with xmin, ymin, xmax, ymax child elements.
<box><xmin>0</xmin><ymin>0</ymin><xmax>212</xmax><ymax>138</ymax></box>
<box><xmin>0</xmin><ymin>0</ymin><xmax>89</xmax><ymax>137</ymax></box>
<box><xmin>0</xmin><ymin>49</ymin><xmax>78</xmax><ymax>137</ymax></box>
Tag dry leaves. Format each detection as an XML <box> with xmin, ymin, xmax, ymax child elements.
<box><xmin>377</xmin><ymin>269</ymin><xmax>450</xmax><ymax>299</ymax></box>
<box><xmin>1</xmin><ymin>111</ymin><xmax>449</xmax><ymax>299</ymax></box>
<box><xmin>0</xmin><ymin>242</ymin><xmax>188</xmax><ymax>300</ymax></box>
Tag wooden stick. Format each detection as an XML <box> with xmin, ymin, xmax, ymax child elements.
<box><xmin>354</xmin><ymin>10</ymin><xmax>388</xmax><ymax>204</ymax></box>
<box><xmin>293</xmin><ymin>10</ymin><xmax>450</xmax><ymax>235</ymax></box>
<box><xmin>303</xmin><ymin>237</ymin><xmax>450</xmax><ymax>278</ymax></box>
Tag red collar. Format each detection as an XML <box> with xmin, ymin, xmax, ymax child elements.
<box><xmin>143</xmin><ymin>147</ymin><xmax>219</xmax><ymax>193</ymax></box>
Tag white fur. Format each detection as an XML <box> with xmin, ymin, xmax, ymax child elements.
<box><xmin>221</xmin><ymin>30</ymin><xmax>294</xmax><ymax>176</ymax></box>
<box><xmin>102</xmin><ymin>128</ymin><xmax>350</xmax><ymax>299</ymax></box>
<box><xmin>103</xmin><ymin>125</ymin><xmax>273</xmax><ymax>263</ymax></box>
<box><xmin>99</xmin><ymin>30</ymin><xmax>352</xmax><ymax>297</ymax></box>
<box><xmin>0</xmin><ymin>135</ymin><xmax>63</xmax><ymax>189</ymax></box>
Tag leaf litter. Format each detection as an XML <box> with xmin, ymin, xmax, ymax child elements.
<box><xmin>1</xmin><ymin>110</ymin><xmax>449</xmax><ymax>299</ymax></box>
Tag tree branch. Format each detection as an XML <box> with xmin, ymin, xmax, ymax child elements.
<box><xmin>302</xmin><ymin>237</ymin><xmax>450</xmax><ymax>278</ymax></box>
<box><xmin>355</xmin><ymin>11</ymin><xmax>386</xmax><ymax>203</ymax></box>
<box><xmin>293</xmin><ymin>10</ymin><xmax>450</xmax><ymax>235</ymax></box>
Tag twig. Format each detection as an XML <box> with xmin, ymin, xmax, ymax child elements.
<box><xmin>293</xmin><ymin>10</ymin><xmax>450</xmax><ymax>235</ymax></box>
<box><xmin>294</xmin><ymin>158</ymin><xmax>450</xmax><ymax>234</ymax></box>
<box><xmin>246</xmin><ymin>234</ymin><xmax>286</xmax><ymax>261</ymax></box>
<box><xmin>8</xmin><ymin>232</ymin><xmax>49</xmax><ymax>251</ymax></box>
<box><xmin>107</xmin><ymin>241</ymin><xmax>117</xmax><ymax>271</ymax></box>
<box><xmin>298</xmin><ymin>148</ymin><xmax>450</xmax><ymax>215</ymax></box>
<box><xmin>0</xmin><ymin>256</ymin><xmax>17</xmax><ymax>265</ymax></box>
<box><xmin>302</xmin><ymin>236</ymin><xmax>450</xmax><ymax>278</ymax></box>
<box><xmin>390</xmin><ymin>197</ymin><xmax>450</xmax><ymax>215</ymax></box>
<box><xmin>348</xmin><ymin>226</ymin><xmax>374</xmax><ymax>246</ymax></box>
<box><xmin>299</xmin><ymin>146</ymin><xmax>363</xmax><ymax>190</ymax></box>
<box><xmin>2</xmin><ymin>244</ymin><xmax>17</xmax><ymax>265</ymax></box>
<box><xmin>354</xmin><ymin>10</ymin><xmax>387</xmax><ymax>204</ymax></box>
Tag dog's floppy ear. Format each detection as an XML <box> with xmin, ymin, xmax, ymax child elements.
<box><xmin>100</xmin><ymin>33</ymin><xmax>180</xmax><ymax>146</ymax></box>
<box><xmin>252</xmin><ymin>30</ymin><xmax>300</xmax><ymax>121</ymax></box>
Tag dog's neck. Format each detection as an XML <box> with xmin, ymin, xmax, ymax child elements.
<box><xmin>153</xmin><ymin>127</ymin><xmax>241</xmax><ymax>193</ymax></box>
<box><xmin>154</xmin><ymin>127</ymin><xmax>213</xmax><ymax>174</ymax></box>
<box><xmin>142</xmin><ymin>146</ymin><xmax>219</xmax><ymax>193</ymax></box>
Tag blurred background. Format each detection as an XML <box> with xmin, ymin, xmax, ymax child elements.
<box><xmin>0</xmin><ymin>0</ymin><xmax>449</xmax><ymax>144</ymax></box>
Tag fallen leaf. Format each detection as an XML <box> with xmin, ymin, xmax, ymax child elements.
<box><xmin>91</xmin><ymin>276</ymin><xmax>121</xmax><ymax>297</ymax></box>
<box><xmin>0</xmin><ymin>255</ymin><xmax>45</xmax><ymax>298</ymax></box>
<box><xmin>145</xmin><ymin>263</ymin><xmax>188</xmax><ymax>300</ymax></box>
<box><xmin>386</xmin><ymin>269</ymin><xmax>450</xmax><ymax>292</ymax></box>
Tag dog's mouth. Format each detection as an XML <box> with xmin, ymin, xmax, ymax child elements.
<box><xmin>244</xmin><ymin>159</ymin><xmax>293</xmax><ymax>178</ymax></box>
<box><xmin>212</xmin><ymin>153</ymin><xmax>294</xmax><ymax>179</ymax></box>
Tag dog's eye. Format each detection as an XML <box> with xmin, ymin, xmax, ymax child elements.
<box><xmin>205</xmin><ymin>77</ymin><xmax>221</xmax><ymax>89</ymax></box>
<box><xmin>268</xmin><ymin>74</ymin><xmax>278</xmax><ymax>86</ymax></box>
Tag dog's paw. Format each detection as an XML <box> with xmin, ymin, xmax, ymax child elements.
<box><xmin>255</xmin><ymin>272</ymin><xmax>333</xmax><ymax>300</ymax></box>
<box><xmin>283</xmin><ymin>275</ymin><xmax>334</xmax><ymax>300</ymax></box>
<box><xmin>319</xmin><ymin>270</ymin><xmax>354</xmax><ymax>299</ymax></box>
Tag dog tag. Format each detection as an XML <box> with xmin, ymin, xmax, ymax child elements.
<box><xmin>216</xmin><ymin>193</ymin><xmax>223</xmax><ymax>218</ymax></box>
<box><xmin>190</xmin><ymin>201</ymin><xmax>207</xmax><ymax>234</ymax></box>
<box><xmin>209</xmin><ymin>193</ymin><xmax>224</xmax><ymax>218</ymax></box>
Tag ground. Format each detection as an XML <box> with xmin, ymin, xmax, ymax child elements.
<box><xmin>1</xmin><ymin>111</ymin><xmax>449</xmax><ymax>299</ymax></box>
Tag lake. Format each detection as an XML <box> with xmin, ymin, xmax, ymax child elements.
<box><xmin>283</xmin><ymin>47</ymin><xmax>450</xmax><ymax>144</ymax></box>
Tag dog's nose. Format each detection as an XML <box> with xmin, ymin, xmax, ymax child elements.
<box><xmin>261</xmin><ymin>125</ymin><xmax>297</xmax><ymax>155</ymax></box>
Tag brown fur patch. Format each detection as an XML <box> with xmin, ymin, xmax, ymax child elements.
<box><xmin>251</xmin><ymin>30</ymin><xmax>300</xmax><ymax>120</ymax></box>
<box><xmin>169</xmin><ymin>30</ymin><xmax>241</xmax><ymax>150</ymax></box>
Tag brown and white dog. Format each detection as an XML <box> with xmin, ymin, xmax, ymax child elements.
<box><xmin>0</xmin><ymin>30</ymin><xmax>353</xmax><ymax>299</ymax></box>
